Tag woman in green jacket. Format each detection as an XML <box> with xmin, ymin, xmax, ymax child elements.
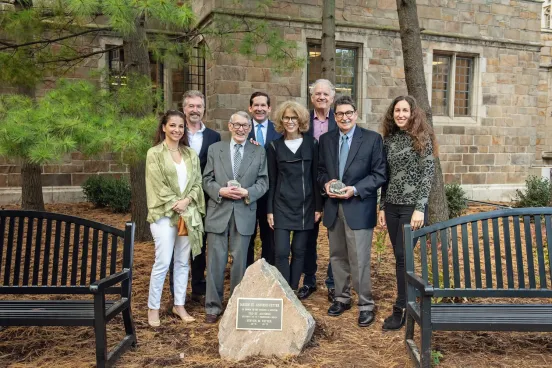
<box><xmin>146</xmin><ymin>110</ymin><xmax>205</xmax><ymax>327</ymax></box>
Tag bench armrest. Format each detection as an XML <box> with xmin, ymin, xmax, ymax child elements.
<box><xmin>90</xmin><ymin>269</ymin><xmax>131</xmax><ymax>293</ymax></box>
<box><xmin>406</xmin><ymin>271</ymin><xmax>434</xmax><ymax>296</ymax></box>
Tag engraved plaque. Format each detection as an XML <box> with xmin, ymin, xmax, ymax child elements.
<box><xmin>236</xmin><ymin>298</ymin><xmax>283</xmax><ymax>331</ymax></box>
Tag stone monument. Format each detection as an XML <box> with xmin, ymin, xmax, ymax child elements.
<box><xmin>218</xmin><ymin>259</ymin><xmax>316</xmax><ymax>361</ymax></box>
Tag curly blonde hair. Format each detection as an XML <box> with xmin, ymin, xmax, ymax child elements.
<box><xmin>272</xmin><ymin>101</ymin><xmax>310</xmax><ymax>135</ymax></box>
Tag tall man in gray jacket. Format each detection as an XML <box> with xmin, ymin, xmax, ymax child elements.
<box><xmin>202</xmin><ymin>111</ymin><xmax>269</xmax><ymax>323</ymax></box>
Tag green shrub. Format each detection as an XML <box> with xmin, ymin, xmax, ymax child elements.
<box><xmin>445</xmin><ymin>182</ymin><xmax>468</xmax><ymax>219</ymax></box>
<box><xmin>82</xmin><ymin>175</ymin><xmax>131</xmax><ymax>213</ymax></box>
<box><xmin>82</xmin><ymin>175</ymin><xmax>109</xmax><ymax>207</ymax></box>
<box><xmin>514</xmin><ymin>176</ymin><xmax>552</xmax><ymax>208</ymax></box>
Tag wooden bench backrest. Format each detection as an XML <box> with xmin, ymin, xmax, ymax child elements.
<box><xmin>405</xmin><ymin>208</ymin><xmax>552</xmax><ymax>298</ymax></box>
<box><xmin>0</xmin><ymin>210</ymin><xmax>134</xmax><ymax>294</ymax></box>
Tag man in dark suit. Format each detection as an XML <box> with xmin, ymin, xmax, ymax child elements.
<box><xmin>318</xmin><ymin>95</ymin><xmax>386</xmax><ymax>327</ymax></box>
<box><xmin>170</xmin><ymin>90</ymin><xmax>221</xmax><ymax>301</ymax></box>
<box><xmin>203</xmin><ymin>111</ymin><xmax>268</xmax><ymax>323</ymax></box>
<box><xmin>246</xmin><ymin>91</ymin><xmax>281</xmax><ymax>266</ymax></box>
<box><xmin>298</xmin><ymin>79</ymin><xmax>337</xmax><ymax>302</ymax></box>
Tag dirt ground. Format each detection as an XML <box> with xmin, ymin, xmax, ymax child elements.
<box><xmin>1</xmin><ymin>203</ymin><xmax>551</xmax><ymax>368</ymax></box>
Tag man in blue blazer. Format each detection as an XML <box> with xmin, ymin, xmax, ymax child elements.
<box><xmin>170</xmin><ymin>90</ymin><xmax>221</xmax><ymax>301</ymax></box>
<box><xmin>298</xmin><ymin>79</ymin><xmax>337</xmax><ymax>302</ymax></box>
<box><xmin>318</xmin><ymin>95</ymin><xmax>386</xmax><ymax>327</ymax></box>
<box><xmin>246</xmin><ymin>91</ymin><xmax>281</xmax><ymax>266</ymax></box>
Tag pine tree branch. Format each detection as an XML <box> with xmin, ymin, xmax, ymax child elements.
<box><xmin>41</xmin><ymin>45</ymin><xmax>121</xmax><ymax>65</ymax></box>
<box><xmin>0</xmin><ymin>28</ymin><xmax>102</xmax><ymax>52</ymax></box>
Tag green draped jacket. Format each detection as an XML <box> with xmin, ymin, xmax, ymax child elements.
<box><xmin>145</xmin><ymin>142</ymin><xmax>206</xmax><ymax>258</ymax></box>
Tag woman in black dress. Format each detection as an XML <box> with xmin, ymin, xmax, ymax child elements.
<box><xmin>267</xmin><ymin>101</ymin><xmax>323</xmax><ymax>291</ymax></box>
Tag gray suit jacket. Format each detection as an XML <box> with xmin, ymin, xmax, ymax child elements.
<box><xmin>203</xmin><ymin>140</ymin><xmax>268</xmax><ymax>235</ymax></box>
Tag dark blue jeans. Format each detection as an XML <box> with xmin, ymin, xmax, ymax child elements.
<box><xmin>302</xmin><ymin>219</ymin><xmax>334</xmax><ymax>289</ymax></box>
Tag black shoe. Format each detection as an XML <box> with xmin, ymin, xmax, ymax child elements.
<box><xmin>327</xmin><ymin>288</ymin><xmax>335</xmax><ymax>302</ymax></box>
<box><xmin>327</xmin><ymin>301</ymin><xmax>351</xmax><ymax>316</ymax></box>
<box><xmin>358</xmin><ymin>310</ymin><xmax>375</xmax><ymax>327</ymax></box>
<box><xmin>297</xmin><ymin>285</ymin><xmax>317</xmax><ymax>300</ymax></box>
<box><xmin>382</xmin><ymin>306</ymin><xmax>406</xmax><ymax>331</ymax></box>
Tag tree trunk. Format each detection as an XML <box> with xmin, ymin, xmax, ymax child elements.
<box><xmin>124</xmin><ymin>16</ymin><xmax>153</xmax><ymax>242</ymax></box>
<box><xmin>396</xmin><ymin>0</ymin><xmax>449</xmax><ymax>223</ymax></box>
<box><xmin>21</xmin><ymin>160</ymin><xmax>45</xmax><ymax>211</ymax></box>
<box><xmin>17</xmin><ymin>84</ymin><xmax>45</xmax><ymax>211</ymax></box>
<box><xmin>321</xmin><ymin>0</ymin><xmax>336</xmax><ymax>83</ymax></box>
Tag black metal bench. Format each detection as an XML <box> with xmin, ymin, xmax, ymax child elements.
<box><xmin>403</xmin><ymin>208</ymin><xmax>552</xmax><ymax>368</ymax></box>
<box><xmin>0</xmin><ymin>210</ymin><xmax>136</xmax><ymax>367</ymax></box>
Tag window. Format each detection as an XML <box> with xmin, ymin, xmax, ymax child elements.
<box><xmin>172</xmin><ymin>45</ymin><xmax>206</xmax><ymax>110</ymax></box>
<box><xmin>106</xmin><ymin>44</ymin><xmax>125</xmax><ymax>89</ymax></box>
<box><xmin>544</xmin><ymin>5</ymin><xmax>551</xmax><ymax>29</ymax></box>
<box><xmin>307</xmin><ymin>43</ymin><xmax>358</xmax><ymax>109</ymax></box>
<box><xmin>432</xmin><ymin>52</ymin><xmax>475</xmax><ymax>118</ymax></box>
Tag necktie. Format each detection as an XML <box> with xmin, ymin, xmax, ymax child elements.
<box><xmin>233</xmin><ymin>144</ymin><xmax>242</xmax><ymax>179</ymax></box>
<box><xmin>339</xmin><ymin>135</ymin><xmax>349</xmax><ymax>180</ymax></box>
<box><xmin>256</xmin><ymin>124</ymin><xmax>265</xmax><ymax>147</ymax></box>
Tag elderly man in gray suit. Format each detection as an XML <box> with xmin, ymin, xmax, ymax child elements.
<box><xmin>203</xmin><ymin>111</ymin><xmax>269</xmax><ymax>323</ymax></box>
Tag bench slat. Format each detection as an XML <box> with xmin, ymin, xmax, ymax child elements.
<box><xmin>461</xmin><ymin>223</ymin><xmax>471</xmax><ymax>288</ymax></box>
<box><xmin>110</xmin><ymin>234</ymin><xmax>118</xmax><ymax>275</ymax></box>
<box><xmin>481</xmin><ymin>219</ymin><xmax>493</xmax><ymax>288</ymax></box>
<box><xmin>4</xmin><ymin>217</ymin><xmax>15</xmax><ymax>285</ymax></box>
<box><xmin>430</xmin><ymin>232</ymin><xmax>439</xmax><ymax>287</ymax></box>
<box><xmin>534</xmin><ymin>215</ymin><xmax>547</xmax><ymax>288</ymax></box>
<box><xmin>32</xmin><ymin>218</ymin><xmax>43</xmax><ymax>285</ymax></box>
<box><xmin>51</xmin><ymin>220</ymin><xmax>62</xmax><ymax>284</ymax></box>
<box><xmin>13</xmin><ymin>217</ymin><xmax>25</xmax><ymax>285</ymax></box>
<box><xmin>80</xmin><ymin>227</ymin><xmax>90</xmax><ymax>286</ymax></box>
<box><xmin>100</xmin><ymin>231</ymin><xmax>109</xmax><ymax>279</ymax></box>
<box><xmin>471</xmin><ymin>221</ymin><xmax>482</xmax><ymax>288</ymax></box>
<box><xmin>501</xmin><ymin>216</ymin><xmax>514</xmax><ymax>288</ymax></box>
<box><xmin>523</xmin><ymin>216</ymin><xmax>537</xmax><ymax>288</ymax></box>
<box><xmin>431</xmin><ymin>304</ymin><xmax>552</xmax><ymax>332</ymax></box>
<box><xmin>90</xmin><ymin>229</ymin><xmax>99</xmax><ymax>283</ymax></box>
<box><xmin>546</xmin><ymin>216</ymin><xmax>552</xmax><ymax>285</ymax></box>
<box><xmin>513</xmin><ymin>215</ymin><xmax>525</xmax><ymax>288</ymax></box>
<box><xmin>492</xmin><ymin>218</ymin><xmax>503</xmax><ymax>288</ymax></box>
<box><xmin>23</xmin><ymin>217</ymin><xmax>34</xmax><ymax>286</ymax></box>
<box><xmin>60</xmin><ymin>222</ymin><xmax>72</xmax><ymax>285</ymax></box>
<box><xmin>420</xmin><ymin>234</ymin><xmax>428</xmax><ymax>283</ymax></box>
<box><xmin>42</xmin><ymin>218</ymin><xmax>53</xmax><ymax>285</ymax></box>
<box><xmin>70</xmin><ymin>224</ymin><xmax>81</xmax><ymax>286</ymax></box>
<box><xmin>451</xmin><ymin>225</ymin><xmax>461</xmax><ymax>288</ymax></box>
<box><xmin>0</xmin><ymin>217</ymin><xmax>5</xmax><ymax>283</ymax></box>
<box><xmin>440</xmin><ymin>228</ymin><xmax>450</xmax><ymax>289</ymax></box>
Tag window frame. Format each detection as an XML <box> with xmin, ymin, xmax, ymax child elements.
<box><xmin>306</xmin><ymin>40</ymin><xmax>361</xmax><ymax>111</ymax></box>
<box><xmin>430</xmin><ymin>50</ymin><xmax>480</xmax><ymax>124</ymax></box>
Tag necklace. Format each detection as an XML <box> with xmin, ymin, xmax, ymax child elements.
<box><xmin>166</xmin><ymin>144</ymin><xmax>179</xmax><ymax>152</ymax></box>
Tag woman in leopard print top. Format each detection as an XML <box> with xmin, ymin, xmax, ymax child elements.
<box><xmin>378</xmin><ymin>95</ymin><xmax>438</xmax><ymax>331</ymax></box>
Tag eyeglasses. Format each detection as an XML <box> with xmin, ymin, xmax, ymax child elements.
<box><xmin>335</xmin><ymin>111</ymin><xmax>355</xmax><ymax>119</ymax></box>
<box><xmin>231</xmin><ymin>123</ymin><xmax>251</xmax><ymax>130</ymax></box>
<box><xmin>282</xmin><ymin>116</ymin><xmax>299</xmax><ymax>123</ymax></box>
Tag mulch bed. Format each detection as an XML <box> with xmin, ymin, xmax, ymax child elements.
<box><xmin>1</xmin><ymin>203</ymin><xmax>551</xmax><ymax>367</ymax></box>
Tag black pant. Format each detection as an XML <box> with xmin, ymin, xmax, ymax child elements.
<box><xmin>384</xmin><ymin>203</ymin><xmax>416</xmax><ymax>309</ymax></box>
<box><xmin>170</xmin><ymin>234</ymin><xmax>207</xmax><ymax>296</ymax></box>
<box><xmin>247</xmin><ymin>206</ymin><xmax>275</xmax><ymax>266</ymax></box>
<box><xmin>274</xmin><ymin>229</ymin><xmax>310</xmax><ymax>290</ymax></box>
<box><xmin>302</xmin><ymin>219</ymin><xmax>334</xmax><ymax>288</ymax></box>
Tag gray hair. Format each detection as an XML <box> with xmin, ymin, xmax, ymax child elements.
<box><xmin>229</xmin><ymin>111</ymin><xmax>251</xmax><ymax>123</ymax></box>
<box><xmin>182</xmin><ymin>90</ymin><xmax>205</xmax><ymax>106</ymax></box>
<box><xmin>309</xmin><ymin>79</ymin><xmax>336</xmax><ymax>97</ymax></box>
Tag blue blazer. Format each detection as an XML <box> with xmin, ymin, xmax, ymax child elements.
<box><xmin>198</xmin><ymin>127</ymin><xmax>221</xmax><ymax>173</ymax></box>
<box><xmin>317</xmin><ymin>126</ymin><xmax>387</xmax><ymax>230</ymax></box>
<box><xmin>307</xmin><ymin>109</ymin><xmax>337</xmax><ymax>138</ymax></box>
<box><xmin>247</xmin><ymin>120</ymin><xmax>282</xmax><ymax>149</ymax></box>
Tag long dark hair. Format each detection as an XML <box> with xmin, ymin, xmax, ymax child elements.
<box><xmin>154</xmin><ymin>110</ymin><xmax>189</xmax><ymax>147</ymax></box>
<box><xmin>381</xmin><ymin>96</ymin><xmax>438</xmax><ymax>156</ymax></box>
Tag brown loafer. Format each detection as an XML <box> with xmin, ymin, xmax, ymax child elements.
<box><xmin>205</xmin><ymin>314</ymin><xmax>219</xmax><ymax>324</ymax></box>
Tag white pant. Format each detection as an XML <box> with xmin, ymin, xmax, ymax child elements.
<box><xmin>148</xmin><ymin>217</ymin><xmax>190</xmax><ymax>310</ymax></box>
